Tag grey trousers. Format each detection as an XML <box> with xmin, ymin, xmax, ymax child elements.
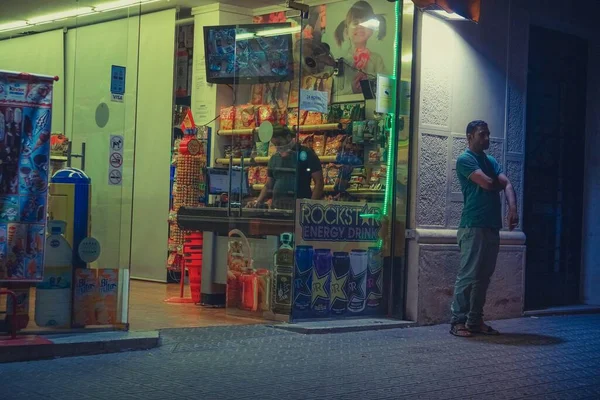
<box><xmin>451</xmin><ymin>228</ymin><xmax>500</xmax><ymax>325</ymax></box>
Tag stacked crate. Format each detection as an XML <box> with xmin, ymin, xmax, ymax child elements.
<box><xmin>184</xmin><ymin>232</ymin><xmax>203</xmax><ymax>303</ymax></box>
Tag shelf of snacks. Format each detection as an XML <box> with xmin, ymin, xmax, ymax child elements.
<box><xmin>252</xmin><ymin>184</ymin><xmax>336</xmax><ymax>192</ymax></box>
<box><xmin>346</xmin><ymin>189</ymin><xmax>386</xmax><ymax>198</ymax></box>
<box><xmin>216</xmin><ymin>123</ymin><xmax>342</xmax><ymax>136</ymax></box>
<box><xmin>215</xmin><ymin>157</ymin><xmax>254</xmax><ymax>165</ymax></box>
<box><xmin>293</xmin><ymin>123</ymin><xmax>342</xmax><ymax>132</ymax></box>
<box><xmin>215</xmin><ymin>155</ymin><xmax>339</xmax><ymax>166</ymax></box>
<box><xmin>217</xmin><ymin>128</ymin><xmax>256</xmax><ymax>136</ymax></box>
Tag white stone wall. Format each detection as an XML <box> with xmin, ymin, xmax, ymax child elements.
<box><xmin>408</xmin><ymin>0</ymin><xmax>600</xmax><ymax>324</ymax></box>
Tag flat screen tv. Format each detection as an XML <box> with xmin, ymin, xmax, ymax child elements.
<box><xmin>203</xmin><ymin>23</ymin><xmax>294</xmax><ymax>85</ymax></box>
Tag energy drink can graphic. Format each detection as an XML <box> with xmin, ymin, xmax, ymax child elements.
<box><xmin>348</xmin><ymin>249</ymin><xmax>368</xmax><ymax>314</ymax></box>
<box><xmin>367</xmin><ymin>247</ymin><xmax>384</xmax><ymax>310</ymax></box>
<box><xmin>311</xmin><ymin>249</ymin><xmax>331</xmax><ymax>317</ymax></box>
<box><xmin>330</xmin><ymin>252</ymin><xmax>350</xmax><ymax>316</ymax></box>
<box><xmin>293</xmin><ymin>245</ymin><xmax>314</xmax><ymax>313</ymax></box>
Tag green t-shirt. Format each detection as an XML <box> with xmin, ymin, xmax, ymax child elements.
<box><xmin>267</xmin><ymin>145</ymin><xmax>322</xmax><ymax>209</ymax></box>
<box><xmin>456</xmin><ymin>149</ymin><xmax>502</xmax><ymax>229</ymax></box>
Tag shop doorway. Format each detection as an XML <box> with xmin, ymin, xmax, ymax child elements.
<box><xmin>523</xmin><ymin>26</ymin><xmax>588</xmax><ymax>310</ymax></box>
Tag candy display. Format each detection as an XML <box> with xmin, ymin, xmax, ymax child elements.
<box><xmin>167</xmin><ymin>116</ymin><xmax>208</xmax><ymax>271</ymax></box>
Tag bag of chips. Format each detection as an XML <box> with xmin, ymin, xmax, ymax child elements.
<box><xmin>257</xmin><ymin>167</ymin><xmax>269</xmax><ymax>184</ymax></box>
<box><xmin>268</xmin><ymin>143</ymin><xmax>277</xmax><ymax>156</ymax></box>
<box><xmin>234</xmin><ymin>104</ymin><xmax>256</xmax><ymax>129</ymax></box>
<box><xmin>304</xmin><ymin>111</ymin><xmax>323</xmax><ymax>125</ymax></box>
<box><xmin>238</xmin><ymin>135</ymin><xmax>253</xmax><ymax>157</ymax></box>
<box><xmin>313</xmin><ymin>135</ymin><xmax>325</xmax><ymax>156</ymax></box>
<box><xmin>325</xmin><ymin>135</ymin><xmax>347</xmax><ymax>156</ymax></box>
<box><xmin>257</xmin><ymin>105</ymin><xmax>275</xmax><ymax>125</ymax></box>
<box><xmin>325</xmin><ymin>164</ymin><xmax>339</xmax><ymax>186</ymax></box>
<box><xmin>256</xmin><ymin>142</ymin><xmax>269</xmax><ymax>157</ymax></box>
<box><xmin>247</xmin><ymin>167</ymin><xmax>259</xmax><ymax>185</ymax></box>
<box><xmin>220</xmin><ymin>106</ymin><xmax>235</xmax><ymax>131</ymax></box>
<box><xmin>251</xmin><ymin>85</ymin><xmax>265</xmax><ymax>105</ymax></box>
<box><xmin>352</xmin><ymin>121</ymin><xmax>366</xmax><ymax>144</ymax></box>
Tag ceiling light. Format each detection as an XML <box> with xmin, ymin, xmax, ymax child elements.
<box><xmin>0</xmin><ymin>21</ymin><xmax>28</xmax><ymax>33</ymax></box>
<box><xmin>94</xmin><ymin>0</ymin><xmax>162</xmax><ymax>12</ymax></box>
<box><xmin>427</xmin><ymin>10</ymin><xmax>467</xmax><ymax>21</ymax></box>
<box><xmin>28</xmin><ymin>8</ymin><xmax>94</xmax><ymax>25</ymax></box>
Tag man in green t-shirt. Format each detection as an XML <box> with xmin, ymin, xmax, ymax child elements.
<box><xmin>450</xmin><ymin>120</ymin><xmax>518</xmax><ymax>338</ymax></box>
<box><xmin>251</xmin><ymin>125</ymin><xmax>324</xmax><ymax>210</ymax></box>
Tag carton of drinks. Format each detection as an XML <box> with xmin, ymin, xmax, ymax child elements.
<box><xmin>73</xmin><ymin>269</ymin><xmax>97</xmax><ymax>326</ymax></box>
<box><xmin>96</xmin><ymin>269</ymin><xmax>118</xmax><ymax>325</ymax></box>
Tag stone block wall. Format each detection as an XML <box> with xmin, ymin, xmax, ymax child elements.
<box><xmin>406</xmin><ymin>1</ymin><xmax>527</xmax><ymax>325</ymax></box>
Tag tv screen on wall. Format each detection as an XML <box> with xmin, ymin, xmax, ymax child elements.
<box><xmin>203</xmin><ymin>23</ymin><xmax>294</xmax><ymax>85</ymax></box>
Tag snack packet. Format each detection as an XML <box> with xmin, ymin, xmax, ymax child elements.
<box><xmin>257</xmin><ymin>105</ymin><xmax>275</xmax><ymax>125</ymax></box>
<box><xmin>325</xmin><ymin>135</ymin><xmax>347</xmax><ymax>156</ymax></box>
<box><xmin>234</xmin><ymin>104</ymin><xmax>256</xmax><ymax>129</ymax></box>
<box><xmin>220</xmin><ymin>106</ymin><xmax>235</xmax><ymax>130</ymax></box>
<box><xmin>313</xmin><ymin>135</ymin><xmax>325</xmax><ymax>156</ymax></box>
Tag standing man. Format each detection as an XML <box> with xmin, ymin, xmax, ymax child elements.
<box><xmin>450</xmin><ymin>120</ymin><xmax>518</xmax><ymax>337</ymax></box>
<box><xmin>250</xmin><ymin>125</ymin><xmax>324</xmax><ymax>210</ymax></box>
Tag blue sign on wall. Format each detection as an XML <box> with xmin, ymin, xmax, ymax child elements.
<box><xmin>110</xmin><ymin>65</ymin><xmax>126</xmax><ymax>96</ymax></box>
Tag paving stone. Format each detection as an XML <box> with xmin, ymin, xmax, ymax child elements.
<box><xmin>1</xmin><ymin>315</ymin><xmax>599</xmax><ymax>400</ymax></box>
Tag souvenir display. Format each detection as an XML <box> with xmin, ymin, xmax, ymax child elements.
<box><xmin>0</xmin><ymin>71</ymin><xmax>55</xmax><ymax>282</ymax></box>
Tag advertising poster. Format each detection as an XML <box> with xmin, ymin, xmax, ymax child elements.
<box><xmin>293</xmin><ymin>199</ymin><xmax>385</xmax><ymax>320</ymax></box>
<box><xmin>0</xmin><ymin>70</ymin><xmax>55</xmax><ymax>282</ymax></box>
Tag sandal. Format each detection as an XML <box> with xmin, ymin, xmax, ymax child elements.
<box><xmin>450</xmin><ymin>323</ymin><xmax>473</xmax><ymax>338</ymax></box>
<box><xmin>466</xmin><ymin>322</ymin><xmax>500</xmax><ymax>335</ymax></box>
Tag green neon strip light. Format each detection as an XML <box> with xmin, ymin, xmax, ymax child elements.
<box><xmin>383</xmin><ymin>0</ymin><xmax>401</xmax><ymax>217</ymax></box>
<box><xmin>375</xmin><ymin>0</ymin><xmax>401</xmax><ymax>250</ymax></box>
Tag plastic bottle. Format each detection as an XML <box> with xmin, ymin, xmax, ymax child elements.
<box><xmin>271</xmin><ymin>233</ymin><xmax>294</xmax><ymax>315</ymax></box>
<box><xmin>35</xmin><ymin>220</ymin><xmax>72</xmax><ymax>328</ymax></box>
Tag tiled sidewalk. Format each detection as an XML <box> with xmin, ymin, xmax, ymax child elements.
<box><xmin>1</xmin><ymin>314</ymin><xmax>599</xmax><ymax>399</ymax></box>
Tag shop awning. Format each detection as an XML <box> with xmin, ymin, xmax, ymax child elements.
<box><xmin>412</xmin><ymin>0</ymin><xmax>481</xmax><ymax>23</ymax></box>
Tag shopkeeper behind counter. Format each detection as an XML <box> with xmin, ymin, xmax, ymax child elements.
<box><xmin>250</xmin><ymin>125</ymin><xmax>324</xmax><ymax>210</ymax></box>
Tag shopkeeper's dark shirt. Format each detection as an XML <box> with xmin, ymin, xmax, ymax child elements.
<box><xmin>267</xmin><ymin>145</ymin><xmax>322</xmax><ymax>209</ymax></box>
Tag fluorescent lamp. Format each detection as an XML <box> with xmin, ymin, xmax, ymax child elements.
<box><xmin>236</xmin><ymin>26</ymin><xmax>300</xmax><ymax>41</ymax></box>
<box><xmin>236</xmin><ymin>33</ymin><xmax>255</xmax><ymax>40</ymax></box>
<box><xmin>359</xmin><ymin>18</ymin><xmax>380</xmax><ymax>30</ymax></box>
<box><xmin>28</xmin><ymin>8</ymin><xmax>94</xmax><ymax>24</ymax></box>
<box><xmin>428</xmin><ymin>10</ymin><xmax>467</xmax><ymax>21</ymax></box>
<box><xmin>256</xmin><ymin>26</ymin><xmax>300</xmax><ymax>37</ymax></box>
<box><xmin>94</xmin><ymin>0</ymin><xmax>162</xmax><ymax>12</ymax></box>
<box><xmin>0</xmin><ymin>21</ymin><xmax>28</xmax><ymax>33</ymax></box>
